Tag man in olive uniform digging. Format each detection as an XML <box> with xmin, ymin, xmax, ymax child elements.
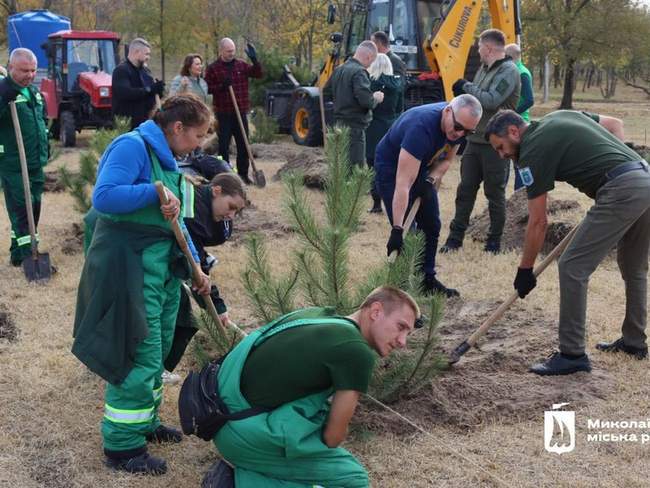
<box><xmin>486</xmin><ymin>109</ymin><xmax>650</xmax><ymax>375</ymax></box>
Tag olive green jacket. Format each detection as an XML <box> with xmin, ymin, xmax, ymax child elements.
<box><xmin>0</xmin><ymin>76</ymin><xmax>49</xmax><ymax>173</ymax></box>
<box><xmin>463</xmin><ymin>56</ymin><xmax>520</xmax><ymax>144</ymax></box>
<box><xmin>323</xmin><ymin>58</ymin><xmax>378</xmax><ymax>129</ymax></box>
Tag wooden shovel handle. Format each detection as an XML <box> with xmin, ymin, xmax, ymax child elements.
<box><xmin>155</xmin><ymin>182</ymin><xmax>225</xmax><ymax>331</ymax></box>
<box><xmin>228</xmin><ymin>86</ymin><xmax>258</xmax><ymax>173</ymax></box>
<box><xmin>388</xmin><ymin>197</ymin><xmax>421</xmax><ymax>263</ymax></box>
<box><xmin>465</xmin><ymin>223</ymin><xmax>581</xmax><ymax>347</ymax></box>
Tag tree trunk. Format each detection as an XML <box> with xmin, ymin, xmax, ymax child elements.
<box><xmin>543</xmin><ymin>54</ymin><xmax>550</xmax><ymax>103</ymax></box>
<box><xmin>560</xmin><ymin>58</ymin><xmax>576</xmax><ymax>109</ymax></box>
<box><xmin>553</xmin><ymin>63</ymin><xmax>562</xmax><ymax>88</ymax></box>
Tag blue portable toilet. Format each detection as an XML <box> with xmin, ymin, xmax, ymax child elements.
<box><xmin>7</xmin><ymin>9</ymin><xmax>71</xmax><ymax>68</ymax></box>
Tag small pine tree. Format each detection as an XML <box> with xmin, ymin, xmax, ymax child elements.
<box><xmin>237</xmin><ymin>126</ymin><xmax>447</xmax><ymax>403</ymax></box>
<box><xmin>60</xmin><ymin>117</ymin><xmax>131</xmax><ymax>213</ymax></box>
<box><xmin>250</xmin><ymin>109</ymin><xmax>279</xmax><ymax>144</ymax></box>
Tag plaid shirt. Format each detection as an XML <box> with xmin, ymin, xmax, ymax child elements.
<box><xmin>205</xmin><ymin>58</ymin><xmax>262</xmax><ymax>114</ymax></box>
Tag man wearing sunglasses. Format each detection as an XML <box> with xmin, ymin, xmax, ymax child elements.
<box><xmin>440</xmin><ymin>29</ymin><xmax>521</xmax><ymax>255</ymax></box>
<box><xmin>374</xmin><ymin>94</ymin><xmax>482</xmax><ymax>298</ymax></box>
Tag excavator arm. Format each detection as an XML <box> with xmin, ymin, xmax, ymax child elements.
<box><xmin>423</xmin><ymin>0</ymin><xmax>520</xmax><ymax>100</ymax></box>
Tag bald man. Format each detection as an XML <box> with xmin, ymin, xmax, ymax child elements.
<box><xmin>0</xmin><ymin>48</ymin><xmax>49</xmax><ymax>266</ymax></box>
<box><xmin>205</xmin><ymin>38</ymin><xmax>263</xmax><ymax>185</ymax></box>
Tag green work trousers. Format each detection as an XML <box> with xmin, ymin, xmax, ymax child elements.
<box><xmin>448</xmin><ymin>142</ymin><xmax>510</xmax><ymax>242</ymax></box>
<box><xmin>558</xmin><ymin>169</ymin><xmax>650</xmax><ymax>355</ymax></box>
<box><xmin>0</xmin><ymin>168</ymin><xmax>44</xmax><ymax>265</ymax></box>
<box><xmin>335</xmin><ymin>122</ymin><xmax>366</xmax><ymax>168</ymax></box>
<box><xmin>214</xmin><ymin>318</ymin><xmax>369</xmax><ymax>487</ymax></box>
<box><xmin>101</xmin><ymin>240</ymin><xmax>181</xmax><ymax>452</ymax></box>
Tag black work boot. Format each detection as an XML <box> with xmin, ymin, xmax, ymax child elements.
<box><xmin>146</xmin><ymin>424</ymin><xmax>183</xmax><ymax>444</ymax></box>
<box><xmin>201</xmin><ymin>460</ymin><xmax>235</xmax><ymax>488</ymax></box>
<box><xmin>368</xmin><ymin>196</ymin><xmax>383</xmax><ymax>214</ymax></box>
<box><xmin>105</xmin><ymin>447</ymin><xmax>167</xmax><ymax>475</ymax></box>
<box><xmin>484</xmin><ymin>238</ymin><xmax>501</xmax><ymax>254</ymax></box>
<box><xmin>529</xmin><ymin>351</ymin><xmax>592</xmax><ymax>376</ymax></box>
<box><xmin>596</xmin><ymin>338</ymin><xmax>648</xmax><ymax>360</ymax></box>
<box><xmin>439</xmin><ymin>237</ymin><xmax>462</xmax><ymax>253</ymax></box>
<box><xmin>422</xmin><ymin>275</ymin><xmax>460</xmax><ymax>298</ymax></box>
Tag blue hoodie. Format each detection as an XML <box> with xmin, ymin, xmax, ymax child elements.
<box><xmin>93</xmin><ymin>120</ymin><xmax>199</xmax><ymax>261</ymax></box>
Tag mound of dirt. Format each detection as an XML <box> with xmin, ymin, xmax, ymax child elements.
<box><xmin>43</xmin><ymin>170</ymin><xmax>65</xmax><ymax>193</ymax></box>
<box><xmin>625</xmin><ymin>142</ymin><xmax>650</xmax><ymax>160</ymax></box>
<box><xmin>60</xmin><ymin>223</ymin><xmax>85</xmax><ymax>255</ymax></box>
<box><xmin>467</xmin><ymin>190</ymin><xmax>580</xmax><ymax>252</ymax></box>
<box><xmin>230</xmin><ymin>203</ymin><xmax>293</xmax><ymax>243</ymax></box>
<box><xmin>251</xmin><ymin>143</ymin><xmax>302</xmax><ymax>162</ymax></box>
<box><xmin>0</xmin><ymin>308</ymin><xmax>18</xmax><ymax>342</ymax></box>
<box><xmin>274</xmin><ymin>148</ymin><xmax>327</xmax><ymax>189</ymax></box>
<box><xmin>358</xmin><ymin>300</ymin><xmax>613</xmax><ymax>433</ymax></box>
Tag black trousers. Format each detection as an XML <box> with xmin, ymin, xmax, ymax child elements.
<box><xmin>217</xmin><ymin>112</ymin><xmax>250</xmax><ymax>181</ymax></box>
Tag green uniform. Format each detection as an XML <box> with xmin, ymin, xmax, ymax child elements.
<box><xmin>518</xmin><ymin>110</ymin><xmax>650</xmax><ymax>355</ymax></box>
<box><xmin>0</xmin><ymin>76</ymin><xmax>49</xmax><ymax>264</ymax></box>
<box><xmin>515</xmin><ymin>60</ymin><xmax>533</xmax><ymax>122</ymax></box>
<box><xmin>323</xmin><ymin>58</ymin><xmax>378</xmax><ymax>167</ymax></box>
<box><xmin>96</xmin><ymin>150</ymin><xmax>186</xmax><ymax>454</ymax></box>
<box><xmin>447</xmin><ymin>57</ymin><xmax>520</xmax><ymax>244</ymax></box>
<box><xmin>386</xmin><ymin>50</ymin><xmax>407</xmax><ymax>112</ymax></box>
<box><xmin>215</xmin><ymin>308</ymin><xmax>374</xmax><ymax>487</ymax></box>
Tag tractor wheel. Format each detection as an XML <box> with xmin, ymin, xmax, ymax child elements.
<box><xmin>60</xmin><ymin>111</ymin><xmax>76</xmax><ymax>147</ymax></box>
<box><xmin>290</xmin><ymin>96</ymin><xmax>322</xmax><ymax>146</ymax></box>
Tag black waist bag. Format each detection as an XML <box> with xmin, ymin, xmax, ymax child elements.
<box><xmin>178</xmin><ymin>356</ymin><xmax>271</xmax><ymax>441</ymax></box>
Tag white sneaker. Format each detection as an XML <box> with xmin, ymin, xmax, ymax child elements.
<box><xmin>162</xmin><ymin>370</ymin><xmax>181</xmax><ymax>385</ymax></box>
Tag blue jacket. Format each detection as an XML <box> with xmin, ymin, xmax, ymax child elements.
<box><xmin>93</xmin><ymin>120</ymin><xmax>199</xmax><ymax>260</ymax></box>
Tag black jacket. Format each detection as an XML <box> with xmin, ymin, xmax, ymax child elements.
<box><xmin>184</xmin><ymin>185</ymin><xmax>232</xmax><ymax>314</ymax></box>
<box><xmin>112</xmin><ymin>60</ymin><xmax>156</xmax><ymax>129</ymax></box>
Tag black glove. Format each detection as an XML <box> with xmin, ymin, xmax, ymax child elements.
<box><xmin>513</xmin><ymin>267</ymin><xmax>536</xmax><ymax>298</ymax></box>
<box><xmin>387</xmin><ymin>226</ymin><xmax>404</xmax><ymax>257</ymax></box>
<box><xmin>3</xmin><ymin>85</ymin><xmax>20</xmax><ymax>103</ymax></box>
<box><xmin>452</xmin><ymin>79</ymin><xmax>468</xmax><ymax>96</ymax></box>
<box><xmin>151</xmin><ymin>79</ymin><xmax>165</xmax><ymax>97</ymax></box>
<box><xmin>191</xmin><ymin>284</ymin><xmax>227</xmax><ymax>315</ymax></box>
<box><xmin>413</xmin><ymin>178</ymin><xmax>434</xmax><ymax>201</ymax></box>
<box><xmin>245</xmin><ymin>42</ymin><xmax>258</xmax><ymax>63</ymax></box>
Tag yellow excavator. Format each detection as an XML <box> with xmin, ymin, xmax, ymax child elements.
<box><xmin>265</xmin><ymin>0</ymin><xmax>521</xmax><ymax>146</ymax></box>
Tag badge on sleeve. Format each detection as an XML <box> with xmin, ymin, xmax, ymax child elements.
<box><xmin>518</xmin><ymin>167</ymin><xmax>534</xmax><ymax>186</ymax></box>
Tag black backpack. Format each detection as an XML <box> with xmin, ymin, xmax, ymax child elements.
<box><xmin>178</xmin><ymin>355</ymin><xmax>270</xmax><ymax>441</ymax></box>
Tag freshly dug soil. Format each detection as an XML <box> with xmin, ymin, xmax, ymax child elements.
<box><xmin>467</xmin><ymin>190</ymin><xmax>580</xmax><ymax>252</ymax></box>
<box><xmin>0</xmin><ymin>308</ymin><xmax>18</xmax><ymax>342</ymax></box>
<box><xmin>357</xmin><ymin>300</ymin><xmax>613</xmax><ymax>434</ymax></box>
<box><xmin>43</xmin><ymin>170</ymin><xmax>66</xmax><ymax>193</ymax></box>
<box><xmin>60</xmin><ymin>223</ymin><xmax>85</xmax><ymax>256</ymax></box>
<box><xmin>230</xmin><ymin>203</ymin><xmax>293</xmax><ymax>243</ymax></box>
<box><xmin>274</xmin><ymin>148</ymin><xmax>327</xmax><ymax>189</ymax></box>
<box><xmin>251</xmin><ymin>143</ymin><xmax>302</xmax><ymax>162</ymax></box>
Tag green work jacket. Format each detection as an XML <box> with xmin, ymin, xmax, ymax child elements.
<box><xmin>0</xmin><ymin>75</ymin><xmax>49</xmax><ymax>173</ymax></box>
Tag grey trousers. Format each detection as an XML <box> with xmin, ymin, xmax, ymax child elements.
<box><xmin>558</xmin><ymin>169</ymin><xmax>650</xmax><ymax>355</ymax></box>
<box><xmin>448</xmin><ymin>142</ymin><xmax>510</xmax><ymax>242</ymax></box>
<box><xmin>347</xmin><ymin>126</ymin><xmax>366</xmax><ymax>168</ymax></box>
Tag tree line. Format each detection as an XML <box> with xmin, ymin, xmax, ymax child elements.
<box><xmin>3</xmin><ymin>0</ymin><xmax>650</xmax><ymax>108</ymax></box>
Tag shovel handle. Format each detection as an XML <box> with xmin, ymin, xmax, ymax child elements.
<box><xmin>9</xmin><ymin>102</ymin><xmax>39</xmax><ymax>259</ymax></box>
<box><xmin>388</xmin><ymin>197</ymin><xmax>421</xmax><ymax>263</ymax></box>
<box><xmin>452</xmin><ymin>223</ymin><xmax>581</xmax><ymax>362</ymax></box>
<box><xmin>155</xmin><ymin>182</ymin><xmax>226</xmax><ymax>332</ymax></box>
<box><xmin>228</xmin><ymin>86</ymin><xmax>257</xmax><ymax>173</ymax></box>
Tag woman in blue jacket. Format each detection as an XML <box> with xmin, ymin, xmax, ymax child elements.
<box><xmin>73</xmin><ymin>94</ymin><xmax>212</xmax><ymax>475</ymax></box>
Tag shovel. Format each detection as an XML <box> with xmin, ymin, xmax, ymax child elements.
<box><xmin>228</xmin><ymin>86</ymin><xmax>266</xmax><ymax>188</ymax></box>
<box><xmin>448</xmin><ymin>223</ymin><xmax>581</xmax><ymax>365</ymax></box>
<box><xmin>9</xmin><ymin>101</ymin><xmax>52</xmax><ymax>283</ymax></box>
<box><xmin>154</xmin><ymin>181</ymin><xmax>226</xmax><ymax>333</ymax></box>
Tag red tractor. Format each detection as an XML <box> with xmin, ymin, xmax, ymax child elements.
<box><xmin>40</xmin><ymin>30</ymin><xmax>120</xmax><ymax>147</ymax></box>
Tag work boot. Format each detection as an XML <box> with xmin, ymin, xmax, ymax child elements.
<box><xmin>439</xmin><ymin>237</ymin><xmax>462</xmax><ymax>253</ymax></box>
<box><xmin>146</xmin><ymin>424</ymin><xmax>183</xmax><ymax>444</ymax></box>
<box><xmin>201</xmin><ymin>460</ymin><xmax>235</xmax><ymax>488</ymax></box>
<box><xmin>484</xmin><ymin>238</ymin><xmax>501</xmax><ymax>254</ymax></box>
<box><xmin>596</xmin><ymin>338</ymin><xmax>648</xmax><ymax>360</ymax></box>
<box><xmin>105</xmin><ymin>449</ymin><xmax>167</xmax><ymax>476</ymax></box>
<box><xmin>422</xmin><ymin>275</ymin><xmax>460</xmax><ymax>298</ymax></box>
<box><xmin>368</xmin><ymin>196</ymin><xmax>383</xmax><ymax>214</ymax></box>
<box><xmin>529</xmin><ymin>351</ymin><xmax>592</xmax><ymax>376</ymax></box>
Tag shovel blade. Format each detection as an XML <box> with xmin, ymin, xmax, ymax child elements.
<box><xmin>22</xmin><ymin>252</ymin><xmax>52</xmax><ymax>283</ymax></box>
<box><xmin>254</xmin><ymin>169</ymin><xmax>266</xmax><ymax>188</ymax></box>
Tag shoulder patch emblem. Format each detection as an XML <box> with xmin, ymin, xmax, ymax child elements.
<box><xmin>518</xmin><ymin>167</ymin><xmax>534</xmax><ymax>186</ymax></box>
<box><xmin>495</xmin><ymin>78</ymin><xmax>511</xmax><ymax>96</ymax></box>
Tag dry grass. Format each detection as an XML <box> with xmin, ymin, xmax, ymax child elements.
<box><xmin>1</xmin><ymin>84</ymin><xmax>650</xmax><ymax>487</ymax></box>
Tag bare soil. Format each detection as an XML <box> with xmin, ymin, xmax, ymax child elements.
<box><xmin>467</xmin><ymin>189</ymin><xmax>580</xmax><ymax>252</ymax></box>
<box><xmin>274</xmin><ymin>147</ymin><xmax>328</xmax><ymax>189</ymax></box>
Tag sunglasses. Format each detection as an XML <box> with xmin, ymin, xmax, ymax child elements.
<box><xmin>450</xmin><ymin>108</ymin><xmax>476</xmax><ymax>135</ymax></box>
